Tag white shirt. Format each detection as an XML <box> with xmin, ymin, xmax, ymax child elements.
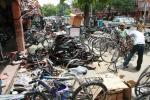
<box><xmin>127</xmin><ymin>30</ymin><xmax>145</xmax><ymax>45</ymax></box>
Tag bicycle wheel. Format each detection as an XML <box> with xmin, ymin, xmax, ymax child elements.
<box><xmin>139</xmin><ymin>65</ymin><xmax>150</xmax><ymax>78</ymax></box>
<box><xmin>100</xmin><ymin>41</ymin><xmax>120</xmax><ymax>63</ymax></box>
<box><xmin>136</xmin><ymin>91</ymin><xmax>150</xmax><ymax>100</ymax></box>
<box><xmin>135</xmin><ymin>72</ymin><xmax>150</xmax><ymax>97</ymax></box>
<box><xmin>72</xmin><ymin>81</ymin><xmax>107</xmax><ymax>100</ymax></box>
<box><xmin>79</xmin><ymin>41</ymin><xmax>95</xmax><ymax>62</ymax></box>
<box><xmin>92</xmin><ymin>37</ymin><xmax>106</xmax><ymax>56</ymax></box>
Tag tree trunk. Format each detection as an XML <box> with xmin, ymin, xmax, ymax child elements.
<box><xmin>84</xmin><ymin>3</ymin><xmax>90</xmax><ymax>27</ymax></box>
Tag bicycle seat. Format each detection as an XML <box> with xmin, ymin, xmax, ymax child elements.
<box><xmin>0</xmin><ymin>94</ymin><xmax>25</xmax><ymax>100</ymax></box>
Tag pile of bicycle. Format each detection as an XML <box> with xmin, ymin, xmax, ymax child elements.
<box><xmin>0</xmin><ymin>47</ymin><xmax>108</xmax><ymax>100</ymax></box>
<box><xmin>0</xmin><ymin>25</ymin><xmax>123</xmax><ymax>99</ymax></box>
<box><xmin>1</xmin><ymin>22</ymin><xmax>150</xmax><ymax>99</ymax></box>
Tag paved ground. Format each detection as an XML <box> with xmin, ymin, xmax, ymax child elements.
<box><xmin>86</xmin><ymin>51</ymin><xmax>150</xmax><ymax>99</ymax></box>
<box><xmin>117</xmin><ymin>52</ymin><xmax>150</xmax><ymax>81</ymax></box>
<box><xmin>0</xmin><ymin>64</ymin><xmax>19</xmax><ymax>94</ymax></box>
<box><xmin>86</xmin><ymin>52</ymin><xmax>150</xmax><ymax>82</ymax></box>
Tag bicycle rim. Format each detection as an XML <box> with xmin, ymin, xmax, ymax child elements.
<box><xmin>135</xmin><ymin>72</ymin><xmax>150</xmax><ymax>96</ymax></box>
<box><xmin>100</xmin><ymin>41</ymin><xmax>120</xmax><ymax>63</ymax></box>
<box><xmin>72</xmin><ymin>81</ymin><xmax>107</xmax><ymax>100</ymax></box>
<box><xmin>139</xmin><ymin>65</ymin><xmax>150</xmax><ymax>78</ymax></box>
<box><xmin>136</xmin><ymin>91</ymin><xmax>150</xmax><ymax>100</ymax></box>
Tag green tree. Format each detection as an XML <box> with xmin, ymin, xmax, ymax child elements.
<box><xmin>64</xmin><ymin>8</ymin><xmax>71</xmax><ymax>15</ymax></box>
<box><xmin>60</xmin><ymin>0</ymin><xmax>109</xmax><ymax>26</ymax></box>
<box><xmin>57</xmin><ymin>3</ymin><xmax>71</xmax><ymax>16</ymax></box>
<box><xmin>41</xmin><ymin>3</ymin><xmax>57</xmax><ymax>16</ymax></box>
<box><xmin>92</xmin><ymin>1</ymin><xmax>108</xmax><ymax>14</ymax></box>
<box><xmin>107</xmin><ymin>0</ymin><xmax>136</xmax><ymax>13</ymax></box>
<box><xmin>41</xmin><ymin>3</ymin><xmax>71</xmax><ymax>16</ymax></box>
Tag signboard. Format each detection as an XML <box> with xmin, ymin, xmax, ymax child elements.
<box><xmin>69</xmin><ymin>27</ymin><xmax>80</xmax><ymax>37</ymax></box>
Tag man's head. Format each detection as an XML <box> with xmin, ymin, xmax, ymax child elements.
<box><xmin>119</xmin><ymin>22</ymin><xmax>126</xmax><ymax>30</ymax></box>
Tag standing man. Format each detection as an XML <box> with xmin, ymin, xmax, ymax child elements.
<box><xmin>123</xmin><ymin>30</ymin><xmax>145</xmax><ymax>71</ymax></box>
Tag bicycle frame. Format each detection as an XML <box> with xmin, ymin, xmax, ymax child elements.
<box><xmin>29</xmin><ymin>70</ymin><xmax>73</xmax><ymax>100</ymax></box>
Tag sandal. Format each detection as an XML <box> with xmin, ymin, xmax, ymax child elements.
<box><xmin>0</xmin><ymin>73</ymin><xmax>9</xmax><ymax>80</ymax></box>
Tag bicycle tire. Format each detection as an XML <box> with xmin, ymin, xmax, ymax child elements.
<box><xmin>100</xmin><ymin>41</ymin><xmax>120</xmax><ymax>63</ymax></box>
<box><xmin>79</xmin><ymin>41</ymin><xmax>95</xmax><ymax>62</ymax></box>
<box><xmin>72</xmin><ymin>81</ymin><xmax>107</xmax><ymax>100</ymax></box>
<box><xmin>139</xmin><ymin>65</ymin><xmax>150</xmax><ymax>78</ymax></box>
<box><xmin>92</xmin><ymin>37</ymin><xmax>103</xmax><ymax>56</ymax></box>
<box><xmin>135</xmin><ymin>72</ymin><xmax>150</xmax><ymax>97</ymax></box>
<box><xmin>136</xmin><ymin>91</ymin><xmax>150</xmax><ymax>100</ymax></box>
<box><xmin>96</xmin><ymin>37</ymin><xmax>107</xmax><ymax>56</ymax></box>
<box><xmin>25</xmin><ymin>92</ymin><xmax>47</xmax><ymax>100</ymax></box>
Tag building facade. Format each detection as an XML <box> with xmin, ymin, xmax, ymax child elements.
<box><xmin>136</xmin><ymin>0</ymin><xmax>150</xmax><ymax>21</ymax></box>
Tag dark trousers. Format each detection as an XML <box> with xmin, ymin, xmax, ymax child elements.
<box><xmin>123</xmin><ymin>44</ymin><xmax>144</xmax><ymax>70</ymax></box>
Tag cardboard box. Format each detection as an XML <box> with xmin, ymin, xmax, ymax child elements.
<box><xmin>106</xmin><ymin>90</ymin><xmax>123</xmax><ymax>100</ymax></box>
<box><xmin>70</xmin><ymin>14</ymin><xmax>83</xmax><ymax>27</ymax></box>
<box><xmin>95</xmin><ymin>73</ymin><xmax>131</xmax><ymax>100</ymax></box>
<box><xmin>95</xmin><ymin>88</ymin><xmax>131</xmax><ymax>100</ymax></box>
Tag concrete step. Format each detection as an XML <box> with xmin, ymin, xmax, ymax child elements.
<box><xmin>0</xmin><ymin>64</ymin><xmax>19</xmax><ymax>94</ymax></box>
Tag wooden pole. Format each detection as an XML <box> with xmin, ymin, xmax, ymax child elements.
<box><xmin>12</xmin><ymin>0</ymin><xmax>25</xmax><ymax>51</ymax></box>
<box><xmin>143</xmin><ymin>0</ymin><xmax>147</xmax><ymax>23</ymax></box>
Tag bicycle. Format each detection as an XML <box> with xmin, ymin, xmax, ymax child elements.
<box><xmin>135</xmin><ymin>91</ymin><xmax>150</xmax><ymax>100</ymax></box>
<box><xmin>134</xmin><ymin>65</ymin><xmax>150</xmax><ymax>99</ymax></box>
<box><xmin>19</xmin><ymin>64</ymin><xmax>107</xmax><ymax>100</ymax></box>
<box><xmin>24</xmin><ymin>29</ymin><xmax>54</xmax><ymax>49</ymax></box>
<box><xmin>0</xmin><ymin>63</ymin><xmax>69</xmax><ymax>100</ymax></box>
<box><xmin>134</xmin><ymin>72</ymin><xmax>150</xmax><ymax>100</ymax></box>
<box><xmin>19</xmin><ymin>58</ymin><xmax>107</xmax><ymax>100</ymax></box>
<box><xmin>59</xmin><ymin>59</ymin><xmax>108</xmax><ymax>100</ymax></box>
<box><xmin>0</xmin><ymin>67</ymin><xmax>49</xmax><ymax>99</ymax></box>
<box><xmin>144</xmin><ymin>32</ymin><xmax>150</xmax><ymax>53</ymax></box>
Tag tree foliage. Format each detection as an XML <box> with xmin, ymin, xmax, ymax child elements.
<box><xmin>93</xmin><ymin>2</ymin><xmax>107</xmax><ymax>12</ymax></box>
<box><xmin>60</xmin><ymin>0</ymin><xmax>136</xmax><ymax>25</ymax></box>
<box><xmin>72</xmin><ymin>0</ymin><xmax>99</xmax><ymax>11</ymax></box>
<box><xmin>72</xmin><ymin>0</ymin><xmax>136</xmax><ymax>12</ymax></box>
<box><xmin>107</xmin><ymin>0</ymin><xmax>136</xmax><ymax>12</ymax></box>
<box><xmin>41</xmin><ymin>3</ymin><xmax>71</xmax><ymax>16</ymax></box>
<box><xmin>41</xmin><ymin>4</ymin><xmax>57</xmax><ymax>16</ymax></box>
<box><xmin>61</xmin><ymin>0</ymin><xmax>109</xmax><ymax>25</ymax></box>
<box><xmin>57</xmin><ymin>3</ymin><xmax>71</xmax><ymax>16</ymax></box>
